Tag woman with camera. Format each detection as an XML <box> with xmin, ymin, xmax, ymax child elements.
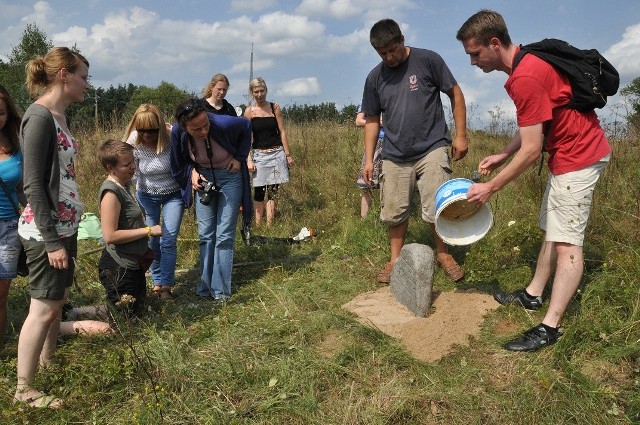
<box><xmin>170</xmin><ymin>99</ymin><xmax>251</xmax><ymax>301</ymax></box>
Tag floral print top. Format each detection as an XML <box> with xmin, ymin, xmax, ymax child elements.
<box><xmin>19</xmin><ymin>117</ymin><xmax>84</xmax><ymax>240</ymax></box>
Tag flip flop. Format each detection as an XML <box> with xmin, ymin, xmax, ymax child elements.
<box><xmin>14</xmin><ymin>393</ymin><xmax>63</xmax><ymax>409</ymax></box>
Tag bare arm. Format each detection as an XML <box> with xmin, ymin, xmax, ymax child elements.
<box><xmin>100</xmin><ymin>191</ymin><xmax>160</xmax><ymax>245</ymax></box>
<box><xmin>274</xmin><ymin>103</ymin><xmax>294</xmax><ymax>166</ymax></box>
<box><xmin>363</xmin><ymin>115</ymin><xmax>381</xmax><ymax>184</ymax></box>
<box><xmin>467</xmin><ymin>124</ymin><xmax>543</xmax><ymax>204</ymax></box>
<box><xmin>445</xmin><ymin>85</ymin><xmax>468</xmax><ymax>161</ymax></box>
<box><xmin>243</xmin><ymin>107</ymin><xmax>256</xmax><ymax>172</ymax></box>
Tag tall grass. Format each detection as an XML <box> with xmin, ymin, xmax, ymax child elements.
<box><xmin>0</xmin><ymin>119</ymin><xmax>638</xmax><ymax>424</ymax></box>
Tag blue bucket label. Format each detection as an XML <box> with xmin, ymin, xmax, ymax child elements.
<box><xmin>435</xmin><ymin>178</ymin><xmax>473</xmax><ymax>210</ymax></box>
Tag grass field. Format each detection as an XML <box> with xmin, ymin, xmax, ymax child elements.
<box><xmin>0</xmin><ymin>119</ymin><xmax>638</xmax><ymax>424</ymax></box>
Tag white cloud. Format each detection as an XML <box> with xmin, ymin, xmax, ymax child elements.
<box><xmin>0</xmin><ymin>1</ymin><xmax>52</xmax><ymax>60</ymax></box>
<box><xmin>296</xmin><ymin>0</ymin><xmax>417</xmax><ymax>21</ymax></box>
<box><xmin>605</xmin><ymin>22</ymin><xmax>640</xmax><ymax>79</ymax></box>
<box><xmin>275</xmin><ymin>77</ymin><xmax>320</xmax><ymax>97</ymax></box>
<box><xmin>231</xmin><ymin>0</ymin><xmax>277</xmax><ymax>13</ymax></box>
<box><xmin>296</xmin><ymin>0</ymin><xmax>360</xmax><ymax>20</ymax></box>
<box><xmin>21</xmin><ymin>1</ymin><xmax>53</xmax><ymax>29</ymax></box>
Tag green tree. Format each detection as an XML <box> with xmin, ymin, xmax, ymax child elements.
<box><xmin>338</xmin><ymin>104</ymin><xmax>358</xmax><ymax>124</ymax></box>
<box><xmin>69</xmin><ymin>84</ymin><xmax>139</xmax><ymax>131</ymax></box>
<box><xmin>621</xmin><ymin>76</ymin><xmax>640</xmax><ymax>129</ymax></box>
<box><xmin>0</xmin><ymin>23</ymin><xmax>52</xmax><ymax>109</ymax></box>
<box><xmin>125</xmin><ymin>81</ymin><xmax>193</xmax><ymax>123</ymax></box>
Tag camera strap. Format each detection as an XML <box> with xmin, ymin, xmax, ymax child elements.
<box><xmin>203</xmin><ymin>136</ymin><xmax>219</xmax><ymax>186</ymax></box>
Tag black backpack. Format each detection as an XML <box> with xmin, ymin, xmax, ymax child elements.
<box><xmin>512</xmin><ymin>38</ymin><xmax>620</xmax><ymax>112</ymax></box>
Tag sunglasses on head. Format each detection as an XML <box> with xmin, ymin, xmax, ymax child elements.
<box><xmin>176</xmin><ymin>99</ymin><xmax>206</xmax><ymax>121</ymax></box>
<box><xmin>137</xmin><ymin>128</ymin><xmax>160</xmax><ymax>135</ymax></box>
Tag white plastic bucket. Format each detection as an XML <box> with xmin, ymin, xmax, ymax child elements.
<box><xmin>434</xmin><ymin>178</ymin><xmax>493</xmax><ymax>246</ymax></box>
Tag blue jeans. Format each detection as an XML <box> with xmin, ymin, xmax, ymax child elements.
<box><xmin>137</xmin><ymin>190</ymin><xmax>185</xmax><ymax>287</ymax></box>
<box><xmin>194</xmin><ymin>168</ymin><xmax>242</xmax><ymax>299</ymax></box>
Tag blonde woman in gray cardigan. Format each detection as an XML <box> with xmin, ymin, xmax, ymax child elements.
<box><xmin>14</xmin><ymin>47</ymin><xmax>90</xmax><ymax>409</ymax></box>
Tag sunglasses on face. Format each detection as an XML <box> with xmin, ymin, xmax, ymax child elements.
<box><xmin>137</xmin><ymin>128</ymin><xmax>160</xmax><ymax>135</ymax></box>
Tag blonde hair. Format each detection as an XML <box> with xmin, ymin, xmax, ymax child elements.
<box><xmin>203</xmin><ymin>73</ymin><xmax>230</xmax><ymax>98</ymax></box>
<box><xmin>122</xmin><ymin>104</ymin><xmax>170</xmax><ymax>154</ymax></box>
<box><xmin>25</xmin><ymin>46</ymin><xmax>89</xmax><ymax>99</ymax></box>
<box><xmin>249</xmin><ymin>77</ymin><xmax>267</xmax><ymax>97</ymax></box>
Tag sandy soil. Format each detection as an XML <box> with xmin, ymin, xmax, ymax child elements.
<box><xmin>341</xmin><ymin>287</ymin><xmax>500</xmax><ymax>362</ymax></box>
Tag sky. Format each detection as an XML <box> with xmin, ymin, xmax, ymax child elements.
<box><xmin>0</xmin><ymin>0</ymin><xmax>639</xmax><ymax>125</ymax></box>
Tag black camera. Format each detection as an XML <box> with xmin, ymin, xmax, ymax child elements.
<box><xmin>199</xmin><ymin>180</ymin><xmax>220</xmax><ymax>205</ymax></box>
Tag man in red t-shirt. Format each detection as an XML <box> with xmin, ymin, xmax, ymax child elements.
<box><xmin>455</xmin><ymin>10</ymin><xmax>611</xmax><ymax>352</ymax></box>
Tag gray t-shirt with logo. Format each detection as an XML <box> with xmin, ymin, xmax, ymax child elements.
<box><xmin>362</xmin><ymin>47</ymin><xmax>457</xmax><ymax>162</ymax></box>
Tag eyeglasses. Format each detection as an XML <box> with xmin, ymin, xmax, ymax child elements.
<box><xmin>137</xmin><ymin>128</ymin><xmax>160</xmax><ymax>135</ymax></box>
<box><xmin>176</xmin><ymin>99</ymin><xmax>206</xmax><ymax>121</ymax></box>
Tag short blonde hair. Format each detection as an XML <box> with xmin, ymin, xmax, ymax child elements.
<box><xmin>249</xmin><ymin>77</ymin><xmax>267</xmax><ymax>97</ymax></box>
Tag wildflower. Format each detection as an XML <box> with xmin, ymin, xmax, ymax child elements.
<box><xmin>116</xmin><ymin>294</ymin><xmax>136</xmax><ymax>306</ymax></box>
<box><xmin>508</xmin><ymin>220</ymin><xmax>516</xmax><ymax>227</ymax></box>
<box><xmin>512</xmin><ymin>246</ymin><xmax>520</xmax><ymax>253</ymax></box>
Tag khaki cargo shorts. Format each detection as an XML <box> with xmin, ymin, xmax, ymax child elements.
<box><xmin>540</xmin><ymin>154</ymin><xmax>609</xmax><ymax>246</ymax></box>
<box><xmin>380</xmin><ymin>146</ymin><xmax>452</xmax><ymax>225</ymax></box>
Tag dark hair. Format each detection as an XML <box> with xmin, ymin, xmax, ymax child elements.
<box><xmin>97</xmin><ymin>139</ymin><xmax>134</xmax><ymax>170</ymax></box>
<box><xmin>0</xmin><ymin>84</ymin><xmax>22</xmax><ymax>154</ymax></box>
<box><xmin>456</xmin><ymin>9</ymin><xmax>512</xmax><ymax>47</ymax></box>
<box><xmin>370</xmin><ymin>19</ymin><xmax>403</xmax><ymax>49</ymax></box>
<box><xmin>174</xmin><ymin>98</ymin><xmax>207</xmax><ymax>129</ymax></box>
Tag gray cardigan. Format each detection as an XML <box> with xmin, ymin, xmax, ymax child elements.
<box><xmin>20</xmin><ymin>103</ymin><xmax>64</xmax><ymax>252</ymax></box>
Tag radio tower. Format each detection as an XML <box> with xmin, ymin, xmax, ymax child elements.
<box><xmin>247</xmin><ymin>43</ymin><xmax>254</xmax><ymax>105</ymax></box>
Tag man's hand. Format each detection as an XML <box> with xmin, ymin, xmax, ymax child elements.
<box><xmin>466</xmin><ymin>181</ymin><xmax>496</xmax><ymax>204</ymax></box>
<box><xmin>363</xmin><ymin>161</ymin><xmax>374</xmax><ymax>185</ymax></box>
<box><xmin>478</xmin><ymin>152</ymin><xmax>509</xmax><ymax>175</ymax></box>
<box><xmin>451</xmin><ymin>135</ymin><xmax>468</xmax><ymax>161</ymax></box>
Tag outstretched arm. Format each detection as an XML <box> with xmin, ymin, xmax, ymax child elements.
<box><xmin>467</xmin><ymin>124</ymin><xmax>543</xmax><ymax>204</ymax></box>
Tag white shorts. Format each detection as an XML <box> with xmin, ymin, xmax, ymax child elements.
<box><xmin>540</xmin><ymin>155</ymin><xmax>609</xmax><ymax>246</ymax></box>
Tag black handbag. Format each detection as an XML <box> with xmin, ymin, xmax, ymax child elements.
<box><xmin>0</xmin><ymin>177</ymin><xmax>28</xmax><ymax>276</ymax></box>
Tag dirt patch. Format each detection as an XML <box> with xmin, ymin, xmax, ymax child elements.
<box><xmin>316</xmin><ymin>329</ymin><xmax>346</xmax><ymax>358</ymax></box>
<box><xmin>342</xmin><ymin>287</ymin><xmax>500</xmax><ymax>362</ymax></box>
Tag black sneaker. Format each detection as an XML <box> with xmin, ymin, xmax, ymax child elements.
<box><xmin>504</xmin><ymin>324</ymin><xmax>562</xmax><ymax>352</ymax></box>
<box><xmin>493</xmin><ymin>289</ymin><xmax>543</xmax><ymax>311</ymax></box>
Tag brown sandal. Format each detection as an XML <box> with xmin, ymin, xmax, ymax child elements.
<box><xmin>152</xmin><ymin>286</ymin><xmax>163</xmax><ymax>297</ymax></box>
<box><xmin>159</xmin><ymin>288</ymin><xmax>173</xmax><ymax>300</ymax></box>
<box><xmin>376</xmin><ymin>261</ymin><xmax>394</xmax><ymax>284</ymax></box>
<box><xmin>436</xmin><ymin>253</ymin><xmax>464</xmax><ymax>282</ymax></box>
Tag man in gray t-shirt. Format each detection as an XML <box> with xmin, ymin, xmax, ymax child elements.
<box><xmin>361</xmin><ymin>18</ymin><xmax>469</xmax><ymax>284</ymax></box>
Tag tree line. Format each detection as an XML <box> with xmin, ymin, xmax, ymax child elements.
<box><xmin>0</xmin><ymin>24</ymin><xmax>358</xmax><ymax>130</ymax></box>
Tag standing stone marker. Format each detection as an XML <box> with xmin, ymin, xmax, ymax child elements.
<box><xmin>390</xmin><ymin>243</ymin><xmax>435</xmax><ymax>317</ymax></box>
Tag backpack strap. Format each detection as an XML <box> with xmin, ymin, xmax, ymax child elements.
<box><xmin>512</xmin><ymin>47</ymin><xmax>551</xmax><ymax>176</ymax></box>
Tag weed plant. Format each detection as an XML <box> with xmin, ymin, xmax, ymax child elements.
<box><xmin>0</xmin><ymin>119</ymin><xmax>638</xmax><ymax>424</ymax></box>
